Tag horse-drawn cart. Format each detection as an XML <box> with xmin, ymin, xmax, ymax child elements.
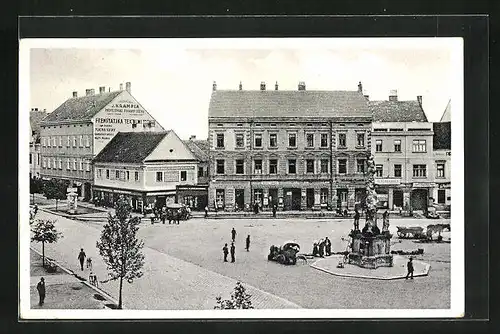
<box><xmin>268</xmin><ymin>242</ymin><xmax>301</xmax><ymax>265</ymax></box>
<box><xmin>396</xmin><ymin>226</ymin><xmax>426</xmax><ymax>239</ymax></box>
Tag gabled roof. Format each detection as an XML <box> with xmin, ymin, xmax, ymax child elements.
<box><xmin>30</xmin><ymin>111</ymin><xmax>48</xmax><ymax>135</ymax></box>
<box><xmin>93</xmin><ymin>131</ymin><xmax>169</xmax><ymax>164</ymax></box>
<box><xmin>41</xmin><ymin>91</ymin><xmax>122</xmax><ymax>124</ymax></box>
<box><xmin>440</xmin><ymin>99</ymin><xmax>451</xmax><ymax>122</ymax></box>
<box><xmin>369</xmin><ymin>100</ymin><xmax>428</xmax><ymax>122</ymax></box>
<box><xmin>433</xmin><ymin>122</ymin><xmax>451</xmax><ymax>150</ymax></box>
<box><xmin>208</xmin><ymin>90</ymin><xmax>372</xmax><ymax>118</ymax></box>
<box><xmin>183</xmin><ymin>139</ymin><xmax>209</xmax><ymax>162</ymax></box>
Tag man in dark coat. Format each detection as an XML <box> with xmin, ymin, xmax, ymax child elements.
<box><xmin>312</xmin><ymin>243</ymin><xmax>319</xmax><ymax>257</ymax></box>
<box><xmin>230</xmin><ymin>242</ymin><xmax>236</xmax><ymax>263</ymax></box>
<box><xmin>406</xmin><ymin>257</ymin><xmax>414</xmax><ymax>279</ymax></box>
<box><xmin>354</xmin><ymin>209</ymin><xmax>360</xmax><ymax>230</ymax></box>
<box><xmin>272</xmin><ymin>204</ymin><xmax>277</xmax><ymax>218</ymax></box>
<box><xmin>325</xmin><ymin>237</ymin><xmax>332</xmax><ymax>256</ymax></box>
<box><xmin>222</xmin><ymin>243</ymin><xmax>229</xmax><ymax>262</ymax></box>
<box><xmin>231</xmin><ymin>228</ymin><xmax>237</xmax><ymax>242</ymax></box>
<box><xmin>245</xmin><ymin>235</ymin><xmax>250</xmax><ymax>251</ymax></box>
<box><xmin>204</xmin><ymin>206</ymin><xmax>208</xmax><ymax>218</ymax></box>
<box><xmin>37</xmin><ymin>277</ymin><xmax>45</xmax><ymax>306</ymax></box>
<box><xmin>318</xmin><ymin>241</ymin><xmax>325</xmax><ymax>257</ymax></box>
<box><xmin>78</xmin><ymin>248</ymin><xmax>86</xmax><ymax>271</ymax></box>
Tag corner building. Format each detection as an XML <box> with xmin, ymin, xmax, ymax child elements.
<box><xmin>39</xmin><ymin>83</ymin><xmax>164</xmax><ymax>200</ymax></box>
<box><xmin>207</xmin><ymin>81</ymin><xmax>372</xmax><ymax>212</ymax></box>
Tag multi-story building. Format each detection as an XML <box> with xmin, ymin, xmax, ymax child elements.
<box><xmin>29</xmin><ymin>108</ymin><xmax>47</xmax><ymax>179</ymax></box>
<box><xmin>432</xmin><ymin>101</ymin><xmax>451</xmax><ymax>210</ymax></box>
<box><xmin>369</xmin><ymin>90</ymin><xmax>434</xmax><ymax>212</ymax></box>
<box><xmin>207</xmin><ymin>81</ymin><xmax>372</xmax><ymax>212</ymax></box>
<box><xmin>92</xmin><ymin>131</ymin><xmax>199</xmax><ymax>212</ymax></box>
<box><xmin>39</xmin><ymin>82</ymin><xmax>164</xmax><ymax>200</ymax></box>
<box><xmin>178</xmin><ymin>136</ymin><xmax>209</xmax><ymax>210</ymax></box>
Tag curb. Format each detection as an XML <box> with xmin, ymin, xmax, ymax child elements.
<box><xmin>30</xmin><ymin>247</ymin><xmax>121</xmax><ymax>309</ymax></box>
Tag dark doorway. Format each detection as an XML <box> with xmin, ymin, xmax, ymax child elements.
<box><xmin>235</xmin><ymin>189</ymin><xmax>245</xmax><ymax>211</ymax></box>
<box><xmin>268</xmin><ymin>188</ymin><xmax>278</xmax><ymax>207</ymax></box>
<box><xmin>411</xmin><ymin>189</ymin><xmax>428</xmax><ymax>211</ymax></box>
<box><xmin>337</xmin><ymin>189</ymin><xmax>348</xmax><ymax>210</ymax></box>
<box><xmin>156</xmin><ymin>196</ymin><xmax>166</xmax><ymax>209</ymax></box>
<box><xmin>306</xmin><ymin>189</ymin><xmax>314</xmax><ymax>209</ymax></box>
<box><xmin>437</xmin><ymin>189</ymin><xmax>446</xmax><ymax>204</ymax></box>
<box><xmin>284</xmin><ymin>188</ymin><xmax>301</xmax><ymax>211</ymax></box>
<box><xmin>393</xmin><ymin>190</ymin><xmax>403</xmax><ymax>209</ymax></box>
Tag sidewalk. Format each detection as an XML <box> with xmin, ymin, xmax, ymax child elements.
<box><xmin>30</xmin><ymin>209</ymin><xmax>300</xmax><ymax>310</ymax></box>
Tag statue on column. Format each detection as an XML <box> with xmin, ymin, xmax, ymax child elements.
<box><xmin>362</xmin><ymin>155</ymin><xmax>380</xmax><ymax>236</ymax></box>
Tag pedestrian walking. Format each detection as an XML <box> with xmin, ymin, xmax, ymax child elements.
<box><xmin>272</xmin><ymin>204</ymin><xmax>277</xmax><ymax>218</ymax></box>
<box><xmin>204</xmin><ymin>206</ymin><xmax>208</xmax><ymax>218</ymax></box>
<box><xmin>222</xmin><ymin>243</ymin><xmax>229</xmax><ymax>262</ymax></box>
<box><xmin>231</xmin><ymin>228</ymin><xmax>236</xmax><ymax>242</ymax></box>
<box><xmin>325</xmin><ymin>237</ymin><xmax>332</xmax><ymax>256</ymax></box>
<box><xmin>78</xmin><ymin>248</ymin><xmax>86</xmax><ymax>271</ymax></box>
<box><xmin>245</xmin><ymin>235</ymin><xmax>250</xmax><ymax>251</ymax></box>
<box><xmin>161</xmin><ymin>206</ymin><xmax>166</xmax><ymax>224</ymax></box>
<box><xmin>176</xmin><ymin>209</ymin><xmax>181</xmax><ymax>224</ymax></box>
<box><xmin>36</xmin><ymin>277</ymin><xmax>45</xmax><ymax>306</ymax></box>
<box><xmin>230</xmin><ymin>242</ymin><xmax>236</xmax><ymax>263</ymax></box>
<box><xmin>33</xmin><ymin>204</ymin><xmax>38</xmax><ymax>215</ymax></box>
<box><xmin>406</xmin><ymin>257</ymin><xmax>414</xmax><ymax>279</ymax></box>
<box><xmin>354</xmin><ymin>209</ymin><xmax>360</xmax><ymax>230</ymax></box>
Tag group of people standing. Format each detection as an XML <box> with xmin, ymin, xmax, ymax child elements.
<box><xmin>312</xmin><ymin>237</ymin><xmax>332</xmax><ymax>257</ymax></box>
<box><xmin>222</xmin><ymin>228</ymin><xmax>251</xmax><ymax>263</ymax></box>
<box><xmin>148</xmin><ymin>206</ymin><xmax>185</xmax><ymax>225</ymax></box>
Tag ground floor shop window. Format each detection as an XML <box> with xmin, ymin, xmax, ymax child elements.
<box><xmin>320</xmin><ymin>189</ymin><xmax>329</xmax><ymax>204</ymax></box>
<box><xmin>216</xmin><ymin>189</ymin><xmax>225</xmax><ymax>209</ymax></box>
<box><xmin>254</xmin><ymin>189</ymin><xmax>263</xmax><ymax>205</ymax></box>
<box><xmin>438</xmin><ymin>189</ymin><xmax>446</xmax><ymax>204</ymax></box>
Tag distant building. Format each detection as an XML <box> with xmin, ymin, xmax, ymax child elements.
<box><xmin>39</xmin><ymin>82</ymin><xmax>164</xmax><ymax>200</ymax></box>
<box><xmin>369</xmin><ymin>91</ymin><xmax>435</xmax><ymax>212</ymax></box>
<box><xmin>207</xmin><ymin>80</ymin><xmax>372</xmax><ymax>212</ymax></box>
<box><xmin>432</xmin><ymin>102</ymin><xmax>451</xmax><ymax>209</ymax></box>
<box><xmin>92</xmin><ymin>131</ymin><xmax>199</xmax><ymax>212</ymax></box>
<box><xmin>29</xmin><ymin>108</ymin><xmax>47</xmax><ymax>179</ymax></box>
<box><xmin>179</xmin><ymin>136</ymin><xmax>209</xmax><ymax>210</ymax></box>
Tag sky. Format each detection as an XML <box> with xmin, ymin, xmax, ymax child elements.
<box><xmin>28</xmin><ymin>39</ymin><xmax>459</xmax><ymax>140</ymax></box>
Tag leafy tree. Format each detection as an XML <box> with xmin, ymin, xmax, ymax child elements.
<box><xmin>214</xmin><ymin>281</ymin><xmax>254</xmax><ymax>310</ymax></box>
<box><xmin>42</xmin><ymin>178</ymin><xmax>67</xmax><ymax>211</ymax></box>
<box><xmin>96</xmin><ymin>197</ymin><xmax>145</xmax><ymax>309</ymax></box>
<box><xmin>30</xmin><ymin>177</ymin><xmax>42</xmax><ymax>204</ymax></box>
<box><xmin>30</xmin><ymin>219</ymin><xmax>63</xmax><ymax>267</ymax></box>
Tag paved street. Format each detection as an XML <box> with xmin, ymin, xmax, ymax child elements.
<box><xmin>29</xmin><ymin>208</ymin><xmax>450</xmax><ymax>309</ymax></box>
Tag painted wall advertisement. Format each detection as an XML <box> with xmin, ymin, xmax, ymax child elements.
<box><xmin>93</xmin><ymin>99</ymin><xmax>156</xmax><ymax>154</ymax></box>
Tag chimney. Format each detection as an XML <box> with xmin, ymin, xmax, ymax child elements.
<box><xmin>125</xmin><ymin>82</ymin><xmax>131</xmax><ymax>93</ymax></box>
<box><xmin>34</xmin><ymin>108</ymin><xmax>38</xmax><ymax>111</ymax></box>
<box><xmin>119</xmin><ymin>83</ymin><xmax>124</xmax><ymax>91</ymax></box>
<box><xmin>189</xmin><ymin>135</ymin><xmax>196</xmax><ymax>140</ymax></box>
<box><xmin>212</xmin><ymin>81</ymin><xmax>217</xmax><ymax>91</ymax></box>
<box><xmin>358</xmin><ymin>81</ymin><xmax>363</xmax><ymax>93</ymax></box>
<box><xmin>298</xmin><ymin>81</ymin><xmax>306</xmax><ymax>91</ymax></box>
<box><xmin>99</xmin><ymin>86</ymin><xmax>106</xmax><ymax>94</ymax></box>
<box><xmin>72</xmin><ymin>91</ymin><xmax>78</xmax><ymax>98</ymax></box>
<box><xmin>239</xmin><ymin>81</ymin><xmax>242</xmax><ymax>90</ymax></box>
<box><xmin>417</xmin><ymin>95</ymin><xmax>422</xmax><ymax>106</ymax></box>
<box><xmin>389</xmin><ymin>89</ymin><xmax>398</xmax><ymax>101</ymax></box>
<box><xmin>260</xmin><ymin>81</ymin><xmax>266</xmax><ymax>91</ymax></box>
<box><xmin>275</xmin><ymin>81</ymin><xmax>279</xmax><ymax>90</ymax></box>
<box><xmin>109</xmin><ymin>87</ymin><xmax>111</xmax><ymax>92</ymax></box>
<box><xmin>31</xmin><ymin>108</ymin><xmax>34</xmax><ymax>111</ymax></box>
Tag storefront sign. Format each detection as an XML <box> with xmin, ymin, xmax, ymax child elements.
<box><xmin>375</xmin><ymin>178</ymin><xmax>401</xmax><ymax>185</ymax></box>
<box><xmin>66</xmin><ymin>187</ymin><xmax>77</xmax><ymax>193</ymax></box>
<box><xmin>438</xmin><ymin>183</ymin><xmax>451</xmax><ymax>189</ymax></box>
<box><xmin>413</xmin><ymin>182</ymin><xmax>435</xmax><ymax>188</ymax></box>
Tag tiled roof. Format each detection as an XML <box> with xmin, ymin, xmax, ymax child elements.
<box><xmin>433</xmin><ymin>122</ymin><xmax>451</xmax><ymax>150</ymax></box>
<box><xmin>440</xmin><ymin>99</ymin><xmax>451</xmax><ymax>122</ymax></box>
<box><xmin>30</xmin><ymin>111</ymin><xmax>48</xmax><ymax>135</ymax></box>
<box><xmin>369</xmin><ymin>100</ymin><xmax>428</xmax><ymax>122</ymax></box>
<box><xmin>208</xmin><ymin>90</ymin><xmax>372</xmax><ymax>118</ymax></box>
<box><xmin>41</xmin><ymin>91</ymin><xmax>123</xmax><ymax>124</ymax></box>
<box><xmin>183</xmin><ymin>140</ymin><xmax>209</xmax><ymax>162</ymax></box>
<box><xmin>93</xmin><ymin>131</ymin><xmax>169</xmax><ymax>163</ymax></box>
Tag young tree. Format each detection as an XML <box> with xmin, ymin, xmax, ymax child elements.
<box><xmin>214</xmin><ymin>281</ymin><xmax>254</xmax><ymax>310</ymax></box>
<box><xmin>30</xmin><ymin>177</ymin><xmax>41</xmax><ymax>204</ymax></box>
<box><xmin>96</xmin><ymin>197</ymin><xmax>145</xmax><ymax>309</ymax></box>
<box><xmin>42</xmin><ymin>179</ymin><xmax>67</xmax><ymax>211</ymax></box>
<box><xmin>30</xmin><ymin>219</ymin><xmax>63</xmax><ymax>267</ymax></box>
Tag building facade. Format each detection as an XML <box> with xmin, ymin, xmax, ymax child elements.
<box><xmin>369</xmin><ymin>91</ymin><xmax>435</xmax><ymax>212</ymax></box>
<box><xmin>207</xmin><ymin>81</ymin><xmax>372</xmax><ymax>212</ymax></box>
<box><xmin>39</xmin><ymin>83</ymin><xmax>164</xmax><ymax>200</ymax></box>
<box><xmin>432</xmin><ymin>118</ymin><xmax>451</xmax><ymax>210</ymax></box>
<box><xmin>92</xmin><ymin>131</ymin><xmax>199</xmax><ymax>212</ymax></box>
<box><xmin>29</xmin><ymin>108</ymin><xmax>46</xmax><ymax>179</ymax></box>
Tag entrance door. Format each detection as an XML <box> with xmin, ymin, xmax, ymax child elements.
<box><xmin>235</xmin><ymin>189</ymin><xmax>245</xmax><ymax>211</ymax></box>
<box><xmin>393</xmin><ymin>190</ymin><xmax>403</xmax><ymax>209</ymax></box>
<box><xmin>291</xmin><ymin>189</ymin><xmax>301</xmax><ymax>210</ymax></box>
<box><xmin>156</xmin><ymin>196</ymin><xmax>166</xmax><ymax>209</ymax></box>
<box><xmin>337</xmin><ymin>189</ymin><xmax>348</xmax><ymax>210</ymax></box>
<box><xmin>306</xmin><ymin>189</ymin><xmax>314</xmax><ymax>209</ymax></box>
<box><xmin>284</xmin><ymin>188</ymin><xmax>301</xmax><ymax>211</ymax></box>
<box><xmin>269</xmin><ymin>188</ymin><xmax>278</xmax><ymax>207</ymax></box>
<box><xmin>411</xmin><ymin>189</ymin><xmax>428</xmax><ymax>211</ymax></box>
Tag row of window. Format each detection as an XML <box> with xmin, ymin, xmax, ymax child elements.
<box><xmin>29</xmin><ymin>153</ymin><xmax>41</xmax><ymax>165</ymax></box>
<box><xmin>374</xmin><ymin>139</ymin><xmax>427</xmax><ymax>153</ymax></box>
<box><xmin>42</xmin><ymin>157</ymin><xmax>91</xmax><ymax>172</ymax></box>
<box><xmin>215</xmin><ymin>132</ymin><xmax>366</xmax><ymax>149</ymax></box>
<box><xmin>215</xmin><ymin>158</ymin><xmax>366</xmax><ymax>175</ymax></box>
<box><xmin>42</xmin><ymin>135</ymin><xmax>91</xmax><ymax>148</ymax></box>
<box><xmin>97</xmin><ymin>169</ymin><xmax>140</xmax><ymax>182</ymax></box>
<box><xmin>215</xmin><ymin>188</ymin><xmax>331</xmax><ymax>205</ymax></box>
<box><xmin>374</xmin><ymin>163</ymin><xmax>446</xmax><ymax>178</ymax></box>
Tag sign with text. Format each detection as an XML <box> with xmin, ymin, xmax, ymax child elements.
<box><xmin>375</xmin><ymin>178</ymin><xmax>401</xmax><ymax>185</ymax></box>
<box><xmin>66</xmin><ymin>187</ymin><xmax>77</xmax><ymax>193</ymax></box>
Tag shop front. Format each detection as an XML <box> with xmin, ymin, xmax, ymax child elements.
<box><xmin>411</xmin><ymin>182</ymin><xmax>435</xmax><ymax>212</ymax></box>
<box><xmin>176</xmin><ymin>185</ymin><xmax>208</xmax><ymax>211</ymax></box>
<box><xmin>92</xmin><ymin>186</ymin><xmax>144</xmax><ymax>212</ymax></box>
